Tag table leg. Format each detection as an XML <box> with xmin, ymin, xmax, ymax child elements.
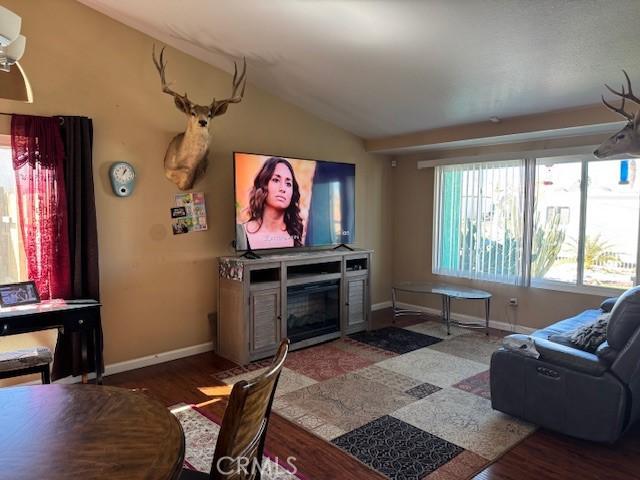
<box><xmin>391</xmin><ymin>288</ymin><xmax>397</xmax><ymax>324</ymax></box>
<box><xmin>94</xmin><ymin>324</ymin><xmax>103</xmax><ymax>385</ymax></box>
<box><xmin>448</xmin><ymin>296</ymin><xmax>453</xmax><ymax>335</ymax></box>
<box><xmin>80</xmin><ymin>328</ymin><xmax>88</xmax><ymax>384</ymax></box>
<box><xmin>485</xmin><ymin>298</ymin><xmax>490</xmax><ymax>336</ymax></box>
<box><xmin>441</xmin><ymin>295</ymin><xmax>446</xmax><ymax>323</ymax></box>
<box><xmin>41</xmin><ymin>364</ymin><xmax>51</xmax><ymax>384</ymax></box>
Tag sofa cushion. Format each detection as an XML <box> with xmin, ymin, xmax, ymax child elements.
<box><xmin>608</xmin><ymin>286</ymin><xmax>640</xmax><ymax>351</ymax></box>
<box><xmin>600</xmin><ymin>297</ymin><xmax>618</xmax><ymax>313</ymax></box>
<box><xmin>532</xmin><ymin>309</ymin><xmax>601</xmax><ymax>340</ymax></box>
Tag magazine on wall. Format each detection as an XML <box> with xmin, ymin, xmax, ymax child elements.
<box><xmin>172</xmin><ymin>192</ymin><xmax>208</xmax><ymax>235</ymax></box>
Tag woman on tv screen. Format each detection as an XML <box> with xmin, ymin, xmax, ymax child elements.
<box><xmin>235</xmin><ymin>152</ymin><xmax>355</xmax><ymax>251</ymax></box>
<box><xmin>237</xmin><ymin>157</ymin><xmax>304</xmax><ymax>249</ymax></box>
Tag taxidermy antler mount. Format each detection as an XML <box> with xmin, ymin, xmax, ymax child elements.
<box><xmin>594</xmin><ymin>70</ymin><xmax>640</xmax><ymax>159</ymax></box>
<box><xmin>152</xmin><ymin>45</ymin><xmax>247</xmax><ymax>190</ymax></box>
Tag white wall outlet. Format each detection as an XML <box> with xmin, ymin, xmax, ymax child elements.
<box><xmin>509</xmin><ymin>298</ymin><xmax>518</xmax><ymax>306</ymax></box>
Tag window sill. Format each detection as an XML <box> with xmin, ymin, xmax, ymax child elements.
<box><xmin>431</xmin><ymin>271</ymin><xmax>519</xmax><ymax>287</ymax></box>
<box><xmin>432</xmin><ymin>271</ymin><xmax>626</xmax><ymax>297</ymax></box>
<box><xmin>530</xmin><ymin>279</ymin><xmax>625</xmax><ymax>297</ymax></box>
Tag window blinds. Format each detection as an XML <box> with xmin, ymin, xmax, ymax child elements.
<box><xmin>434</xmin><ymin>160</ymin><xmax>526</xmax><ymax>285</ymax></box>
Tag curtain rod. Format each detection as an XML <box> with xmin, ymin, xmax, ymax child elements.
<box><xmin>0</xmin><ymin>112</ymin><xmax>65</xmax><ymax>124</ymax></box>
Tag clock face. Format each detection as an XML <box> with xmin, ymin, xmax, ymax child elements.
<box><xmin>113</xmin><ymin>163</ymin><xmax>135</xmax><ymax>183</ymax></box>
<box><xmin>110</xmin><ymin>162</ymin><xmax>136</xmax><ymax>197</ymax></box>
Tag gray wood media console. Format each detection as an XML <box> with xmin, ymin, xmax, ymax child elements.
<box><xmin>217</xmin><ymin>249</ymin><xmax>372</xmax><ymax>365</ymax></box>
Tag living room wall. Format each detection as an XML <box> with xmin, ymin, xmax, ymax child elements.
<box><xmin>0</xmin><ymin>0</ymin><xmax>393</xmax><ymax>374</ymax></box>
<box><xmin>391</xmin><ymin>146</ymin><xmax>610</xmax><ymax>331</ymax></box>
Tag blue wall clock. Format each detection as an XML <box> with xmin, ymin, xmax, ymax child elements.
<box><xmin>109</xmin><ymin>162</ymin><xmax>136</xmax><ymax>197</ymax></box>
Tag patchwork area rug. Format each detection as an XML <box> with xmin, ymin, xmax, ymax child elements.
<box><xmin>171</xmin><ymin>403</ymin><xmax>305</xmax><ymax>479</ymax></box>
<box><xmin>214</xmin><ymin>319</ymin><xmax>536</xmax><ymax>480</ymax></box>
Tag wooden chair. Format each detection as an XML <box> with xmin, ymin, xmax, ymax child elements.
<box><xmin>0</xmin><ymin>347</ymin><xmax>52</xmax><ymax>384</ymax></box>
<box><xmin>181</xmin><ymin>339</ymin><xmax>290</xmax><ymax>480</ymax></box>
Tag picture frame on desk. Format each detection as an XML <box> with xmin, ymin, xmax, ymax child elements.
<box><xmin>0</xmin><ymin>281</ymin><xmax>41</xmax><ymax>308</ymax></box>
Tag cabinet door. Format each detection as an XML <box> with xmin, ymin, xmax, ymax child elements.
<box><xmin>346</xmin><ymin>276</ymin><xmax>368</xmax><ymax>332</ymax></box>
<box><xmin>249</xmin><ymin>288</ymin><xmax>281</xmax><ymax>355</ymax></box>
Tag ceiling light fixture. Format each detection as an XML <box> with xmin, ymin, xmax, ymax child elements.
<box><xmin>0</xmin><ymin>61</ymin><xmax>33</xmax><ymax>102</ymax></box>
<box><xmin>0</xmin><ymin>6</ymin><xmax>26</xmax><ymax>73</ymax></box>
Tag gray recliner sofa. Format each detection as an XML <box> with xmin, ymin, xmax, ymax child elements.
<box><xmin>490</xmin><ymin>286</ymin><xmax>640</xmax><ymax>443</ymax></box>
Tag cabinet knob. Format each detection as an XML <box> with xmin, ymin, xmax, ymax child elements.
<box><xmin>277</xmin><ymin>315</ymin><xmax>282</xmax><ymax>320</ymax></box>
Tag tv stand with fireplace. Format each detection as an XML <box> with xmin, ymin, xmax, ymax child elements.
<box><xmin>217</xmin><ymin>249</ymin><xmax>372</xmax><ymax>365</ymax></box>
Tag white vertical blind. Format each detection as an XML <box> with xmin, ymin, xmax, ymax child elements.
<box><xmin>434</xmin><ymin>160</ymin><xmax>526</xmax><ymax>285</ymax></box>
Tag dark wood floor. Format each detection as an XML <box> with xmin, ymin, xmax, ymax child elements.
<box><xmin>106</xmin><ymin>309</ymin><xmax>640</xmax><ymax>480</ymax></box>
<box><xmin>106</xmin><ymin>347</ymin><xmax>385</xmax><ymax>480</ymax></box>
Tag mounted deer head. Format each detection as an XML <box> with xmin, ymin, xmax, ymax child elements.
<box><xmin>152</xmin><ymin>45</ymin><xmax>247</xmax><ymax>190</ymax></box>
<box><xmin>594</xmin><ymin>70</ymin><xmax>640</xmax><ymax>159</ymax></box>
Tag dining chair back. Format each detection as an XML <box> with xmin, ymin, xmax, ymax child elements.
<box><xmin>210</xmin><ymin>339</ymin><xmax>289</xmax><ymax>480</ymax></box>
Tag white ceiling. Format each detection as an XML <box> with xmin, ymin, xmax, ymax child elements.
<box><xmin>79</xmin><ymin>0</ymin><xmax>640</xmax><ymax>139</ymax></box>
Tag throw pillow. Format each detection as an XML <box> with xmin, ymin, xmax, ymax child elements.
<box><xmin>567</xmin><ymin>313</ymin><xmax>610</xmax><ymax>353</ymax></box>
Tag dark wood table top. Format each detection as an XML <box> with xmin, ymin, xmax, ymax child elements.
<box><xmin>0</xmin><ymin>384</ymin><xmax>185</xmax><ymax>480</ymax></box>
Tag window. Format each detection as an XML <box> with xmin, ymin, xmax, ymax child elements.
<box><xmin>0</xmin><ymin>142</ymin><xmax>25</xmax><ymax>284</ymax></box>
<box><xmin>434</xmin><ymin>160</ymin><xmax>525</xmax><ymax>284</ymax></box>
<box><xmin>434</xmin><ymin>155</ymin><xmax>640</xmax><ymax>293</ymax></box>
<box><xmin>532</xmin><ymin>158</ymin><xmax>581</xmax><ymax>285</ymax></box>
<box><xmin>583</xmin><ymin>160</ymin><xmax>639</xmax><ymax>289</ymax></box>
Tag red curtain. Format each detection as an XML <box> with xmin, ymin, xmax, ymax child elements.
<box><xmin>11</xmin><ymin>115</ymin><xmax>71</xmax><ymax>300</ymax></box>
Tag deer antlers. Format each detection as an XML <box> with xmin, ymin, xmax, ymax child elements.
<box><xmin>152</xmin><ymin>44</ymin><xmax>247</xmax><ymax>117</ymax></box>
<box><xmin>213</xmin><ymin>59</ymin><xmax>247</xmax><ymax>107</ymax></box>
<box><xmin>152</xmin><ymin>45</ymin><xmax>190</xmax><ymax>106</ymax></box>
<box><xmin>602</xmin><ymin>70</ymin><xmax>640</xmax><ymax>122</ymax></box>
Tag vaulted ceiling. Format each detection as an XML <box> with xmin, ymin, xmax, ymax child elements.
<box><xmin>79</xmin><ymin>0</ymin><xmax>640</xmax><ymax>142</ymax></box>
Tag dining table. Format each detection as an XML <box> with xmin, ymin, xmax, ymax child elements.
<box><xmin>0</xmin><ymin>384</ymin><xmax>185</xmax><ymax>480</ymax></box>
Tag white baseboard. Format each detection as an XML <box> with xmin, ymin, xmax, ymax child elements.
<box><xmin>104</xmin><ymin>341</ymin><xmax>215</xmax><ymax>376</ymax></box>
<box><xmin>16</xmin><ymin>341</ymin><xmax>215</xmax><ymax>386</ymax></box>
<box><xmin>394</xmin><ymin>301</ymin><xmax>535</xmax><ymax>335</ymax></box>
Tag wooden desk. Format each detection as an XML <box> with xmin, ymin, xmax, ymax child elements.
<box><xmin>0</xmin><ymin>300</ymin><xmax>103</xmax><ymax>383</ymax></box>
<box><xmin>0</xmin><ymin>385</ymin><xmax>185</xmax><ymax>480</ymax></box>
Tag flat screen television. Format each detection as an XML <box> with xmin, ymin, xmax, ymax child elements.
<box><xmin>234</xmin><ymin>152</ymin><xmax>355</xmax><ymax>252</ymax></box>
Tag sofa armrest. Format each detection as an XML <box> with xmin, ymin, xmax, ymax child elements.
<box><xmin>532</xmin><ymin>337</ymin><xmax>607</xmax><ymax>376</ymax></box>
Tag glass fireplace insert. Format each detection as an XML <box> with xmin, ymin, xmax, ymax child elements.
<box><xmin>287</xmin><ymin>280</ymin><xmax>340</xmax><ymax>344</ymax></box>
